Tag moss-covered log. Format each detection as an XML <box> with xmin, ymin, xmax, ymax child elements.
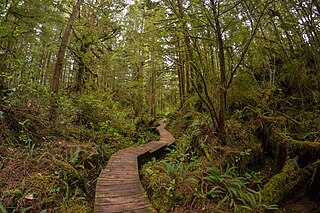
<box><xmin>258</xmin><ymin>114</ymin><xmax>320</xmax><ymax>161</ymax></box>
<box><xmin>261</xmin><ymin>158</ymin><xmax>320</xmax><ymax>205</ymax></box>
<box><xmin>269</xmin><ymin>130</ymin><xmax>320</xmax><ymax>161</ymax></box>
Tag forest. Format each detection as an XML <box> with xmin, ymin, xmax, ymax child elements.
<box><xmin>0</xmin><ymin>0</ymin><xmax>319</xmax><ymax>212</ymax></box>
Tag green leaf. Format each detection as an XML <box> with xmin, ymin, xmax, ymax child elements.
<box><xmin>262</xmin><ymin>204</ymin><xmax>279</xmax><ymax>210</ymax></box>
<box><xmin>228</xmin><ymin>187</ymin><xmax>238</xmax><ymax>197</ymax></box>
<box><xmin>209</xmin><ymin>165</ymin><xmax>220</xmax><ymax>175</ymax></box>
<box><xmin>230</xmin><ymin>197</ymin><xmax>235</xmax><ymax>207</ymax></box>
<box><xmin>208</xmin><ymin>186</ymin><xmax>223</xmax><ymax>198</ymax></box>
<box><xmin>240</xmin><ymin>205</ymin><xmax>252</xmax><ymax>211</ymax></box>
<box><xmin>0</xmin><ymin>204</ymin><xmax>8</xmax><ymax>213</ymax></box>
<box><xmin>217</xmin><ymin>196</ymin><xmax>228</xmax><ymax>208</ymax></box>
<box><xmin>21</xmin><ymin>207</ymin><xmax>32</xmax><ymax>213</ymax></box>
<box><xmin>19</xmin><ymin>119</ymin><xmax>29</xmax><ymax>126</ymax></box>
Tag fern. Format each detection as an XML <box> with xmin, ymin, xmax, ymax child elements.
<box><xmin>205</xmin><ymin>165</ymin><xmax>278</xmax><ymax>212</ymax></box>
<box><xmin>52</xmin><ymin>157</ymin><xmax>87</xmax><ymax>198</ymax></box>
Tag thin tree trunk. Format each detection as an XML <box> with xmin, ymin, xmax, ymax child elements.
<box><xmin>151</xmin><ymin>67</ymin><xmax>156</xmax><ymax>117</ymax></box>
<box><xmin>177</xmin><ymin>40</ymin><xmax>185</xmax><ymax>108</ymax></box>
<box><xmin>43</xmin><ymin>52</ymin><xmax>52</xmax><ymax>86</ymax></box>
<box><xmin>212</xmin><ymin>0</ymin><xmax>227</xmax><ymax>145</ymax></box>
<box><xmin>52</xmin><ymin>0</ymin><xmax>83</xmax><ymax>94</ymax></box>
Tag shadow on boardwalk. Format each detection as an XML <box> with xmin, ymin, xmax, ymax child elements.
<box><xmin>94</xmin><ymin>120</ymin><xmax>174</xmax><ymax>213</ymax></box>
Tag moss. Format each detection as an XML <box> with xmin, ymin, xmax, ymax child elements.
<box><xmin>60</xmin><ymin>202</ymin><xmax>91</xmax><ymax>213</ymax></box>
<box><xmin>26</xmin><ymin>172</ymin><xmax>60</xmax><ymax>204</ymax></box>
<box><xmin>27</xmin><ymin>172</ymin><xmax>58</xmax><ymax>193</ymax></box>
<box><xmin>151</xmin><ymin>190</ymin><xmax>175</xmax><ymax>213</ymax></box>
<box><xmin>140</xmin><ymin>152</ymin><xmax>202</xmax><ymax>212</ymax></box>
<box><xmin>261</xmin><ymin>158</ymin><xmax>299</xmax><ymax>205</ymax></box>
<box><xmin>288</xmin><ymin>139</ymin><xmax>320</xmax><ymax>158</ymax></box>
<box><xmin>140</xmin><ymin>161</ymin><xmax>174</xmax><ymax>212</ymax></box>
<box><xmin>273</xmin><ymin>130</ymin><xmax>320</xmax><ymax>159</ymax></box>
<box><xmin>3</xmin><ymin>189</ymin><xmax>22</xmax><ymax>197</ymax></box>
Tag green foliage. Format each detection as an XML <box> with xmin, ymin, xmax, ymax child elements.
<box><xmin>141</xmin><ymin>135</ymin><xmax>204</xmax><ymax>212</ymax></box>
<box><xmin>280</xmin><ymin>59</ymin><xmax>309</xmax><ymax>89</ymax></box>
<box><xmin>205</xmin><ymin>164</ymin><xmax>278</xmax><ymax>212</ymax></box>
<box><xmin>186</xmin><ymin>113</ymin><xmax>211</xmax><ymax>137</ymax></box>
<box><xmin>260</xmin><ymin>158</ymin><xmax>299</xmax><ymax>205</ymax></box>
<box><xmin>53</xmin><ymin>157</ymin><xmax>87</xmax><ymax>198</ymax></box>
<box><xmin>27</xmin><ymin>172</ymin><xmax>59</xmax><ymax>201</ymax></box>
<box><xmin>1</xmin><ymin>0</ymin><xmax>319</xmax><ymax>212</ymax></box>
<box><xmin>229</xmin><ymin>72</ymin><xmax>262</xmax><ymax>109</ymax></box>
<box><xmin>1</xmin><ymin>179</ymin><xmax>34</xmax><ymax>212</ymax></box>
<box><xmin>1</xmin><ymin>86</ymin><xmax>162</xmax><ymax>211</ymax></box>
<box><xmin>18</xmin><ymin>121</ymin><xmax>36</xmax><ymax>160</ymax></box>
<box><xmin>0</xmin><ymin>204</ymin><xmax>8</xmax><ymax>213</ymax></box>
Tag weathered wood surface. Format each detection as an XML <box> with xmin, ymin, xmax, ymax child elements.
<box><xmin>94</xmin><ymin>120</ymin><xmax>174</xmax><ymax>212</ymax></box>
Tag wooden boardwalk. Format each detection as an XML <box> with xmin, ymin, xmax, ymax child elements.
<box><xmin>94</xmin><ymin>120</ymin><xmax>175</xmax><ymax>212</ymax></box>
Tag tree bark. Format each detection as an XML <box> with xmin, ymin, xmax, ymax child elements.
<box><xmin>211</xmin><ymin>0</ymin><xmax>227</xmax><ymax>145</ymax></box>
<box><xmin>75</xmin><ymin>43</ymin><xmax>89</xmax><ymax>92</ymax></box>
<box><xmin>52</xmin><ymin>0</ymin><xmax>83</xmax><ymax>94</ymax></box>
<box><xmin>177</xmin><ymin>39</ymin><xmax>185</xmax><ymax>108</ymax></box>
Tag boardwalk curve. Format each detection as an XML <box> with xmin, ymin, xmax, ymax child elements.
<box><xmin>94</xmin><ymin>120</ymin><xmax>174</xmax><ymax>212</ymax></box>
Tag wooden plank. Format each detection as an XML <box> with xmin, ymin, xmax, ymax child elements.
<box><xmin>95</xmin><ymin>183</ymin><xmax>142</xmax><ymax>191</ymax></box>
<box><xmin>95</xmin><ymin>202</ymin><xmax>154</xmax><ymax>213</ymax></box>
<box><xmin>95</xmin><ymin>189</ymin><xmax>143</xmax><ymax>198</ymax></box>
<box><xmin>94</xmin><ymin>120</ymin><xmax>174</xmax><ymax>212</ymax></box>
<box><xmin>96</xmin><ymin>180</ymin><xmax>138</xmax><ymax>186</ymax></box>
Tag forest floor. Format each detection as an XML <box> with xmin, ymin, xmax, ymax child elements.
<box><xmin>0</xmin><ymin>123</ymin><xmax>160</xmax><ymax>212</ymax></box>
<box><xmin>0</xmin><ymin>93</ymin><xmax>160</xmax><ymax>212</ymax></box>
<box><xmin>0</xmin><ymin>138</ymin><xmax>98</xmax><ymax>212</ymax></box>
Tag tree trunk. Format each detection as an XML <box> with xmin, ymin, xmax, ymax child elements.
<box><xmin>212</xmin><ymin>1</ymin><xmax>227</xmax><ymax>145</ymax></box>
<box><xmin>177</xmin><ymin>39</ymin><xmax>185</xmax><ymax>109</ymax></box>
<box><xmin>151</xmin><ymin>69</ymin><xmax>156</xmax><ymax>117</ymax></box>
<box><xmin>52</xmin><ymin>0</ymin><xmax>83</xmax><ymax>94</ymax></box>
<box><xmin>75</xmin><ymin>44</ymin><xmax>88</xmax><ymax>92</ymax></box>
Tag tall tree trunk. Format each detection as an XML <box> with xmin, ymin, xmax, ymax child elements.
<box><xmin>151</xmin><ymin>67</ymin><xmax>156</xmax><ymax>118</ymax></box>
<box><xmin>177</xmin><ymin>39</ymin><xmax>185</xmax><ymax>108</ymax></box>
<box><xmin>178</xmin><ymin>0</ymin><xmax>191</xmax><ymax>108</ymax></box>
<box><xmin>212</xmin><ymin>1</ymin><xmax>227</xmax><ymax>145</ymax></box>
<box><xmin>75</xmin><ymin>43</ymin><xmax>88</xmax><ymax>92</ymax></box>
<box><xmin>52</xmin><ymin>0</ymin><xmax>83</xmax><ymax>94</ymax></box>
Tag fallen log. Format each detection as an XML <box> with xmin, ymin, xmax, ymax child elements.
<box><xmin>261</xmin><ymin>157</ymin><xmax>320</xmax><ymax>205</ymax></box>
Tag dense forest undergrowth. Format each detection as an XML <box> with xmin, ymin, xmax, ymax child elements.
<box><xmin>141</xmin><ymin>85</ymin><xmax>320</xmax><ymax>212</ymax></box>
<box><xmin>0</xmin><ymin>90</ymin><xmax>159</xmax><ymax>212</ymax></box>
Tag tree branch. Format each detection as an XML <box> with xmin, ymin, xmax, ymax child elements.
<box><xmin>227</xmin><ymin>0</ymin><xmax>272</xmax><ymax>89</ymax></box>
